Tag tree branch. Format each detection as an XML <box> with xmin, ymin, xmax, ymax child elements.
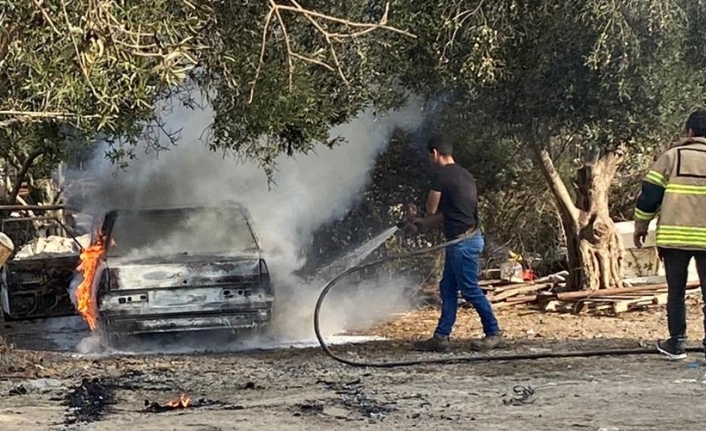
<box><xmin>31</xmin><ymin>0</ymin><xmax>62</xmax><ymax>36</ymax></box>
<box><xmin>271</xmin><ymin>0</ymin><xmax>294</xmax><ymax>91</ymax></box>
<box><xmin>291</xmin><ymin>52</ymin><xmax>334</xmax><ymax>71</ymax></box>
<box><xmin>533</xmin><ymin>146</ymin><xmax>580</xmax><ymax>223</ymax></box>
<box><xmin>8</xmin><ymin>148</ymin><xmax>45</xmax><ymax>205</ymax></box>
<box><xmin>249</xmin><ymin>8</ymin><xmax>275</xmax><ymax>104</ymax></box>
<box><xmin>290</xmin><ymin>0</ymin><xmax>348</xmax><ymax>84</ymax></box>
<box><xmin>0</xmin><ymin>110</ymin><xmax>105</xmax><ymax>128</ymax></box>
<box><xmin>0</xmin><ymin>110</ymin><xmax>102</xmax><ymax>119</ymax></box>
<box><xmin>277</xmin><ymin>2</ymin><xmax>414</xmax><ymax>37</ymax></box>
<box><xmin>0</xmin><ymin>24</ymin><xmax>18</xmax><ymax>63</ymax></box>
<box><xmin>248</xmin><ymin>1</ymin><xmax>415</xmax><ymax>104</ymax></box>
<box><xmin>439</xmin><ymin>0</ymin><xmax>485</xmax><ymax>62</ymax></box>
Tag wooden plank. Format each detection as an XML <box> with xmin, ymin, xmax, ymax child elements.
<box><xmin>589</xmin><ymin>303</ymin><xmax>613</xmax><ymax>312</ymax></box>
<box><xmin>479</xmin><ymin>279</ymin><xmax>503</xmax><ymax>286</ymax></box>
<box><xmin>497</xmin><ymin>294</ymin><xmax>539</xmax><ymax>303</ymax></box>
<box><xmin>490</xmin><ymin>282</ymin><xmax>532</xmax><ymax>294</ymax></box>
<box><xmin>579</xmin><ymin>295</ymin><xmax>647</xmax><ymax>301</ymax></box>
<box><xmin>555</xmin><ymin>281</ymin><xmax>700</xmax><ymax>301</ymax></box>
<box><xmin>612</xmin><ymin>296</ymin><xmax>656</xmax><ymax>313</ymax></box>
<box><xmin>493</xmin><ymin>299</ymin><xmax>534</xmax><ymax>309</ymax></box>
<box><xmin>611</xmin><ymin>303</ymin><xmax>630</xmax><ymax>313</ymax></box>
<box><xmin>567</xmin><ymin>295</ymin><xmax>649</xmax><ymax>303</ymax></box>
<box><xmin>489</xmin><ymin>283</ymin><xmax>550</xmax><ymax>302</ymax></box>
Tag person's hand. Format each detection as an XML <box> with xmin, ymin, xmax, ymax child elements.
<box><xmin>633</xmin><ymin>231</ymin><xmax>647</xmax><ymax>248</ymax></box>
<box><xmin>396</xmin><ymin>219</ymin><xmax>418</xmax><ymax>233</ymax></box>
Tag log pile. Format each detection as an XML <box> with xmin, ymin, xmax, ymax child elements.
<box><xmin>418</xmin><ymin>271</ymin><xmax>700</xmax><ymax>315</ymax></box>
<box><xmin>488</xmin><ymin>280</ymin><xmax>701</xmax><ymax>315</ymax></box>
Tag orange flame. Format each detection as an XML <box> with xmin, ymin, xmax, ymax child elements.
<box><xmin>74</xmin><ymin>232</ymin><xmax>107</xmax><ymax>331</ymax></box>
<box><xmin>165</xmin><ymin>393</ymin><xmax>191</xmax><ymax>408</ymax></box>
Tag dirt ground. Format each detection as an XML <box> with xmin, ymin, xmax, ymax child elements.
<box><xmin>3</xmin><ymin>299</ymin><xmax>706</xmax><ymax>431</ymax></box>
<box><xmin>367</xmin><ymin>295</ymin><xmax>706</xmax><ymax>343</ymax></box>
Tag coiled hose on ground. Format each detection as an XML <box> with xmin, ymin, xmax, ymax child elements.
<box><xmin>314</xmin><ymin>230</ymin><xmax>703</xmax><ymax>368</ymax></box>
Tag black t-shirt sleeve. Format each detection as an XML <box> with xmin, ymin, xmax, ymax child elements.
<box><xmin>430</xmin><ymin>170</ymin><xmax>444</xmax><ymax>192</ymax></box>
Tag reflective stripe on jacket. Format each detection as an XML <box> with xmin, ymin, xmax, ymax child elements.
<box><xmin>634</xmin><ymin>137</ymin><xmax>706</xmax><ymax>250</ymax></box>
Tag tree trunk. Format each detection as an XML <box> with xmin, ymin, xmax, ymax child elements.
<box><xmin>7</xmin><ymin>149</ymin><xmax>44</xmax><ymax>205</ymax></box>
<box><xmin>534</xmin><ymin>147</ymin><xmax>625</xmax><ymax>291</ymax></box>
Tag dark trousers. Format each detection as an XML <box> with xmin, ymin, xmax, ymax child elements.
<box><xmin>434</xmin><ymin>233</ymin><xmax>500</xmax><ymax>338</ymax></box>
<box><xmin>660</xmin><ymin>248</ymin><xmax>706</xmax><ymax>346</ymax></box>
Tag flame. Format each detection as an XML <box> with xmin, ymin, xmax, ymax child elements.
<box><xmin>166</xmin><ymin>393</ymin><xmax>191</xmax><ymax>408</ymax></box>
<box><xmin>74</xmin><ymin>232</ymin><xmax>107</xmax><ymax>331</ymax></box>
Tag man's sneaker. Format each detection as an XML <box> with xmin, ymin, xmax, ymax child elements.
<box><xmin>470</xmin><ymin>334</ymin><xmax>508</xmax><ymax>352</ymax></box>
<box><xmin>656</xmin><ymin>339</ymin><xmax>687</xmax><ymax>360</ymax></box>
<box><xmin>412</xmin><ymin>335</ymin><xmax>451</xmax><ymax>353</ymax></box>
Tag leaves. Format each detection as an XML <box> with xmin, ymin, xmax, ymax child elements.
<box><xmin>0</xmin><ymin>1</ymin><xmax>414</xmax><ymax>193</ymax></box>
<box><xmin>2</xmin><ymin>0</ymin><xmax>705</xmax><ymax>206</ymax></box>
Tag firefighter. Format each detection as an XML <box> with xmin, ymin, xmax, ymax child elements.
<box><xmin>402</xmin><ymin>136</ymin><xmax>505</xmax><ymax>353</ymax></box>
<box><xmin>633</xmin><ymin>108</ymin><xmax>706</xmax><ymax>360</ymax></box>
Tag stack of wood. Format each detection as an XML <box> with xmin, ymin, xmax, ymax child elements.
<box><xmin>416</xmin><ymin>273</ymin><xmax>562</xmax><ymax>308</ymax></box>
<box><xmin>477</xmin><ymin>272</ymin><xmax>702</xmax><ymax>314</ymax></box>
<box><xmin>481</xmin><ymin>271</ymin><xmax>564</xmax><ymax>309</ymax></box>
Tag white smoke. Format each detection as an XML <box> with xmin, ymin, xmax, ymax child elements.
<box><xmin>69</xmin><ymin>94</ymin><xmax>425</xmax><ymax>342</ymax></box>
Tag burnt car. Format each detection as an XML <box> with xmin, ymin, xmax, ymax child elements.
<box><xmin>1</xmin><ymin>207</ymin><xmax>87</xmax><ymax>321</ymax></box>
<box><xmin>95</xmin><ymin>204</ymin><xmax>274</xmax><ymax>338</ymax></box>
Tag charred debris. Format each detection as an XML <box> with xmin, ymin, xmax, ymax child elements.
<box><xmin>63</xmin><ymin>377</ymin><xmax>115</xmax><ymax>426</ymax></box>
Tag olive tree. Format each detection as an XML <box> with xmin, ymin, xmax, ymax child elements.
<box><xmin>0</xmin><ymin>1</ymin><xmax>414</xmax><ymax>202</ymax></box>
<box><xmin>390</xmin><ymin>0</ymin><xmax>706</xmax><ymax>290</ymax></box>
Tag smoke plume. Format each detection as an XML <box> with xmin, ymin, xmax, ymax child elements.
<box><xmin>69</xmin><ymin>95</ymin><xmax>425</xmax><ymax>344</ymax></box>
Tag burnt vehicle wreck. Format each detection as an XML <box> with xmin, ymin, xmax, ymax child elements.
<box><xmin>1</xmin><ymin>206</ymin><xmax>87</xmax><ymax>321</ymax></box>
<box><xmin>95</xmin><ymin>204</ymin><xmax>274</xmax><ymax>337</ymax></box>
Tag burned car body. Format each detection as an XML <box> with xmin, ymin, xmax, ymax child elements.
<box><xmin>1</xmin><ymin>255</ymin><xmax>78</xmax><ymax>321</ymax></box>
<box><xmin>1</xmin><ymin>208</ymin><xmax>88</xmax><ymax>321</ymax></box>
<box><xmin>96</xmin><ymin>204</ymin><xmax>274</xmax><ymax>336</ymax></box>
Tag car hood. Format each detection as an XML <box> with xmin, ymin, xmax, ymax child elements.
<box><xmin>105</xmin><ymin>249</ymin><xmax>260</xmax><ymax>265</ymax></box>
<box><xmin>104</xmin><ymin>252</ymin><xmax>262</xmax><ymax>291</ymax></box>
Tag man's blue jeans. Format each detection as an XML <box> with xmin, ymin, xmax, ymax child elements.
<box><xmin>434</xmin><ymin>233</ymin><xmax>501</xmax><ymax>338</ymax></box>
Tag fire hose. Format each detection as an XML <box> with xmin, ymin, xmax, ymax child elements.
<box><xmin>313</xmin><ymin>229</ymin><xmax>703</xmax><ymax>368</ymax></box>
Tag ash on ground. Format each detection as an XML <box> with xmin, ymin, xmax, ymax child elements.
<box><xmin>64</xmin><ymin>377</ymin><xmax>115</xmax><ymax>425</ymax></box>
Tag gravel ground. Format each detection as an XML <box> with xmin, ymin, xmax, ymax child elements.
<box><xmin>3</xmin><ymin>300</ymin><xmax>706</xmax><ymax>431</ymax></box>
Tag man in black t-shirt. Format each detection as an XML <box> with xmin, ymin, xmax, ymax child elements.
<box><xmin>405</xmin><ymin>136</ymin><xmax>505</xmax><ymax>352</ymax></box>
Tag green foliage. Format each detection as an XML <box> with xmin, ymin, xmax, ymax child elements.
<box><xmin>3</xmin><ymin>0</ymin><xmax>706</xmax><ymax>273</ymax></box>
<box><xmin>370</xmin><ymin>0</ymin><xmax>706</xmax><ymax>270</ymax></box>
<box><xmin>0</xmin><ymin>1</ymin><xmax>201</xmax><ymax>133</ymax></box>
<box><xmin>0</xmin><ymin>1</ymin><xmax>415</xmax><ymax>186</ymax></box>
<box><xmin>393</xmin><ymin>0</ymin><xmax>706</xmax><ymax>153</ymax></box>
<box><xmin>0</xmin><ymin>0</ymin><xmax>208</xmax><ymax>199</ymax></box>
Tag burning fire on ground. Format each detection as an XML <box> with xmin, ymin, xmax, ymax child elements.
<box><xmin>73</xmin><ymin>232</ymin><xmax>109</xmax><ymax>331</ymax></box>
<box><xmin>144</xmin><ymin>393</ymin><xmax>195</xmax><ymax>413</ymax></box>
<box><xmin>166</xmin><ymin>393</ymin><xmax>192</xmax><ymax>408</ymax></box>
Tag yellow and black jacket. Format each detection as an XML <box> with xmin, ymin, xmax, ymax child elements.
<box><xmin>634</xmin><ymin>137</ymin><xmax>706</xmax><ymax>250</ymax></box>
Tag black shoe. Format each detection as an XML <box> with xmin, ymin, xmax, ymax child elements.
<box><xmin>657</xmin><ymin>339</ymin><xmax>687</xmax><ymax>360</ymax></box>
<box><xmin>412</xmin><ymin>335</ymin><xmax>451</xmax><ymax>353</ymax></box>
<box><xmin>470</xmin><ymin>333</ymin><xmax>508</xmax><ymax>352</ymax></box>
